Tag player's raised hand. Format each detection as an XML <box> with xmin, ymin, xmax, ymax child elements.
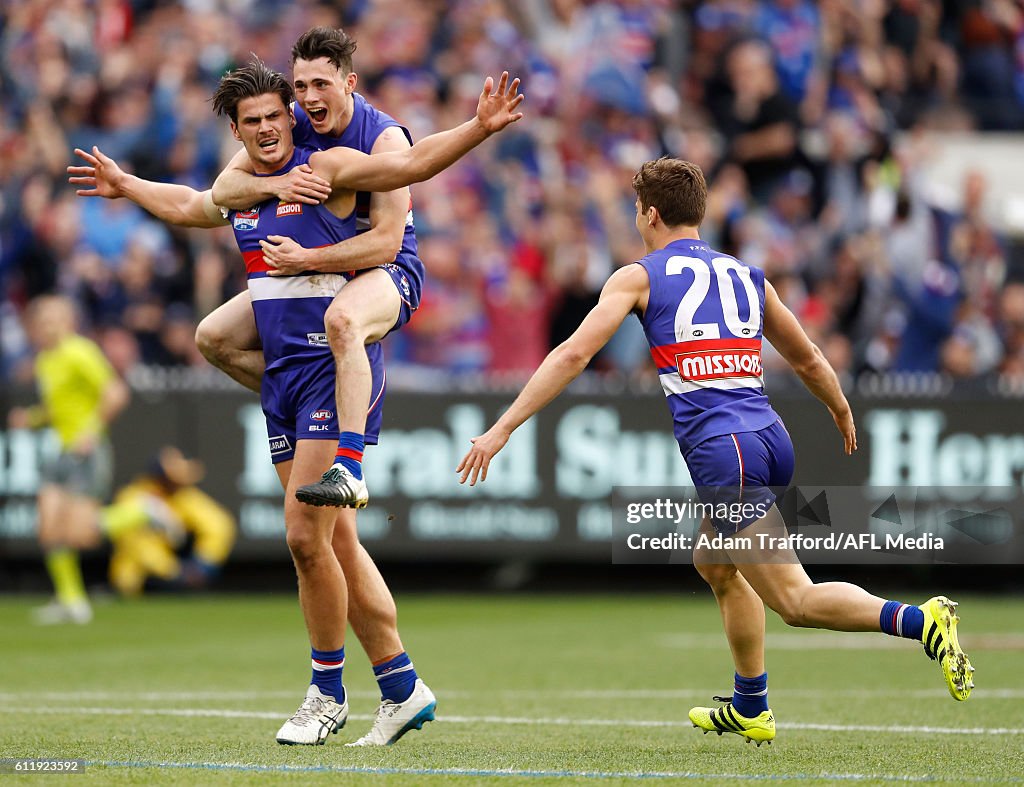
<box><xmin>475</xmin><ymin>72</ymin><xmax>524</xmax><ymax>135</ymax></box>
<box><xmin>67</xmin><ymin>146</ymin><xmax>127</xmax><ymax>198</ymax></box>
<box><xmin>261</xmin><ymin>235</ymin><xmax>312</xmax><ymax>276</ymax></box>
<box><xmin>274</xmin><ymin>164</ymin><xmax>331</xmax><ymax>205</ymax></box>
<box><xmin>456</xmin><ymin>427</ymin><xmax>511</xmax><ymax>486</ymax></box>
<box><xmin>832</xmin><ymin>407</ymin><xmax>857</xmax><ymax>455</ymax></box>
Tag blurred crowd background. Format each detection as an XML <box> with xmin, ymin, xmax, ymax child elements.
<box><xmin>3</xmin><ymin>0</ymin><xmax>1024</xmax><ymax>387</ymax></box>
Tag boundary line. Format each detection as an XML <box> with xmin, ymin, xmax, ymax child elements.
<box><xmin>3</xmin><ymin>705</ymin><xmax>1021</xmax><ymax>736</ymax></box>
<box><xmin>83</xmin><ymin>759</ymin><xmax>1013</xmax><ymax>783</ymax></box>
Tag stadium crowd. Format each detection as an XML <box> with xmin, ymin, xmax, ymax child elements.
<box><xmin>2</xmin><ymin>0</ymin><xmax>1024</xmax><ymax>385</ymax></box>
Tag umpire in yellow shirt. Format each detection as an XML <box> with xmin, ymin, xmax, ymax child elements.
<box><xmin>9</xmin><ymin>295</ymin><xmax>129</xmax><ymax>624</ymax></box>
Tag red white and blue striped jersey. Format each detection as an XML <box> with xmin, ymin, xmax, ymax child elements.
<box><xmin>636</xmin><ymin>238</ymin><xmax>780</xmax><ymax>454</ymax></box>
<box><xmin>228</xmin><ymin>147</ymin><xmax>360</xmax><ymax>373</ymax></box>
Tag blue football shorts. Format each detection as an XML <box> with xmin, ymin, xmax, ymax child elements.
<box><xmin>685</xmin><ymin>419</ymin><xmax>795</xmax><ymax>534</ymax></box>
<box><xmin>375</xmin><ymin>252</ymin><xmax>422</xmax><ymax>335</ymax></box>
<box><xmin>261</xmin><ymin>343</ymin><xmax>386</xmax><ymax>464</ymax></box>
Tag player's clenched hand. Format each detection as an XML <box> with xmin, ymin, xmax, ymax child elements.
<box><xmin>262</xmin><ymin>235</ymin><xmax>312</xmax><ymax>276</ymax></box>
<box><xmin>272</xmin><ymin>164</ymin><xmax>331</xmax><ymax>205</ymax></box>
<box><xmin>832</xmin><ymin>408</ymin><xmax>857</xmax><ymax>455</ymax></box>
<box><xmin>475</xmin><ymin>72</ymin><xmax>525</xmax><ymax>135</ymax></box>
<box><xmin>456</xmin><ymin>428</ymin><xmax>511</xmax><ymax>486</ymax></box>
<box><xmin>67</xmin><ymin>146</ymin><xmax>127</xmax><ymax>198</ymax></box>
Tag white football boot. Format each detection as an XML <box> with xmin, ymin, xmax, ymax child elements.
<box><xmin>276</xmin><ymin>685</ymin><xmax>348</xmax><ymax>745</ymax></box>
<box><xmin>346</xmin><ymin>679</ymin><xmax>436</xmax><ymax>746</ymax></box>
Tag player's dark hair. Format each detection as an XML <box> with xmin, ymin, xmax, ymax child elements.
<box><xmin>211</xmin><ymin>56</ymin><xmax>293</xmax><ymax>123</ymax></box>
<box><xmin>632</xmin><ymin>157</ymin><xmax>707</xmax><ymax>228</ymax></box>
<box><xmin>291</xmin><ymin>27</ymin><xmax>357</xmax><ymax>73</ymax></box>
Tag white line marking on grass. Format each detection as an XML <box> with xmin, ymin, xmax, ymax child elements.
<box><xmin>3</xmin><ymin>687</ymin><xmax>1022</xmax><ymax>701</ymax></box>
<box><xmin>4</xmin><ymin>705</ymin><xmax>1022</xmax><ymax>736</ymax></box>
<box><xmin>84</xmin><ymin>760</ymin><xmax>1010</xmax><ymax>783</ymax></box>
<box><xmin>0</xmin><ymin>690</ymin><xmax>358</xmax><ymax>701</ymax></box>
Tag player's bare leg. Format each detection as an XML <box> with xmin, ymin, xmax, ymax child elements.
<box><xmin>734</xmin><ymin>505</ymin><xmax>973</xmax><ymax>699</ymax></box>
<box><xmin>274</xmin><ymin>439</ymin><xmax>350</xmax><ymax>744</ymax></box>
<box><xmin>276</xmin><ymin>441</ymin><xmax>348</xmax><ymax>652</ymax></box>
<box><xmin>730</xmin><ymin>507</ymin><xmax>885</xmax><ymax>631</ymax></box>
<box><xmin>331</xmin><ymin>508</ymin><xmax>403</xmax><ymax>660</ymax></box>
<box><xmin>331</xmin><ymin>507</ymin><xmax>437</xmax><ymax>746</ymax></box>
<box><xmin>195</xmin><ymin>292</ymin><xmax>265</xmax><ymax>394</ymax></box>
<box><xmin>296</xmin><ymin>271</ymin><xmax>400</xmax><ymax>508</ymax></box>
<box><xmin>690</xmin><ymin>505</ymin><xmax>886</xmax><ymax>745</ymax></box>
<box><xmin>693</xmin><ymin>518</ymin><xmax>765</xmax><ymax>677</ymax></box>
<box><xmin>689</xmin><ymin>516</ymin><xmax>774</xmax><ymax>743</ymax></box>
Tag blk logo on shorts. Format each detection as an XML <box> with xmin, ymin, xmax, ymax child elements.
<box><xmin>233</xmin><ymin>208</ymin><xmax>259</xmax><ymax>231</ymax></box>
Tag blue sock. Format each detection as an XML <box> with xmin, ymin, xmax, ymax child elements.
<box><xmin>311</xmin><ymin>646</ymin><xmax>345</xmax><ymax>702</ymax></box>
<box><xmin>879</xmin><ymin>600</ymin><xmax>925</xmax><ymax>640</ymax></box>
<box><xmin>731</xmin><ymin>672</ymin><xmax>768</xmax><ymax>718</ymax></box>
<box><xmin>335</xmin><ymin>432</ymin><xmax>364</xmax><ymax>480</ymax></box>
<box><xmin>373</xmin><ymin>651</ymin><xmax>418</xmax><ymax>703</ymax></box>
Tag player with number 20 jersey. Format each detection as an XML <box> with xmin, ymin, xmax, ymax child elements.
<box><xmin>637</xmin><ymin>239</ymin><xmax>793</xmax><ymax>531</ymax></box>
<box><xmin>458</xmin><ymin>157</ymin><xmax>974</xmax><ymax>749</ymax></box>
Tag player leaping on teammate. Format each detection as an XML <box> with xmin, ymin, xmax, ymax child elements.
<box><xmin>69</xmin><ymin>58</ymin><xmax>523</xmax><ymax>748</ymax></box>
<box><xmin>457</xmin><ymin>157</ymin><xmax>974</xmax><ymax>746</ymax></box>
<box><xmin>202</xmin><ymin>27</ymin><xmax>439</xmax><ymax>512</ymax></box>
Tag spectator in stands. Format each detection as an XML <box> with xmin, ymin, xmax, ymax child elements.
<box><xmin>714</xmin><ymin>38</ymin><xmax>802</xmax><ymax>201</ymax></box>
<box><xmin>1</xmin><ymin>0</ymin><xmax>1023</xmax><ymax>385</ymax></box>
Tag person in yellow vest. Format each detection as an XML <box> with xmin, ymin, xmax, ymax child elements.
<box><xmin>8</xmin><ymin>295</ymin><xmax>130</xmax><ymax>624</ymax></box>
<box><xmin>107</xmin><ymin>446</ymin><xmax>236</xmax><ymax>596</ymax></box>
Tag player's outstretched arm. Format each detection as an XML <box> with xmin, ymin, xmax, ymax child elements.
<box><xmin>457</xmin><ymin>265</ymin><xmax>648</xmax><ymax>486</ymax></box>
<box><xmin>211</xmin><ymin>146</ymin><xmax>332</xmax><ymax>209</ymax></box>
<box><xmin>313</xmin><ymin>72</ymin><xmax>524</xmax><ymax>194</ymax></box>
<box><xmin>762</xmin><ymin>280</ymin><xmax>857</xmax><ymax>454</ymax></box>
<box><xmin>68</xmin><ymin>147</ymin><xmax>226</xmax><ymax>228</ymax></box>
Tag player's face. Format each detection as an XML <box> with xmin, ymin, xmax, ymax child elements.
<box><xmin>293</xmin><ymin>57</ymin><xmax>357</xmax><ymax>137</ymax></box>
<box><xmin>230</xmin><ymin>94</ymin><xmax>295</xmax><ymax>172</ymax></box>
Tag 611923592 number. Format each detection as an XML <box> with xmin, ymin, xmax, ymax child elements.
<box><xmin>0</xmin><ymin>758</ymin><xmax>85</xmax><ymax>773</ymax></box>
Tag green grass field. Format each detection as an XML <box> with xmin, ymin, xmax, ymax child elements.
<box><xmin>0</xmin><ymin>593</ymin><xmax>1022</xmax><ymax>785</ymax></box>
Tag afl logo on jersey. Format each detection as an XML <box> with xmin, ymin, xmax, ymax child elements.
<box><xmin>276</xmin><ymin>202</ymin><xmax>303</xmax><ymax>217</ymax></box>
<box><xmin>310</xmin><ymin>409</ymin><xmax>333</xmax><ymax>421</ymax></box>
<box><xmin>233</xmin><ymin>208</ymin><xmax>259</xmax><ymax>231</ymax></box>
